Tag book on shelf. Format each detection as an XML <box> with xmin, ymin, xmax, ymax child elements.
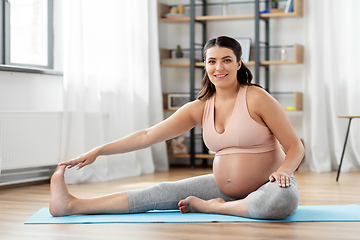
<box><xmin>285</xmin><ymin>0</ymin><xmax>294</xmax><ymax>13</ymax></box>
<box><xmin>289</xmin><ymin>0</ymin><xmax>294</xmax><ymax>12</ymax></box>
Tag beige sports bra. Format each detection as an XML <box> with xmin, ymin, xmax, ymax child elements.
<box><xmin>202</xmin><ymin>85</ymin><xmax>278</xmax><ymax>157</ymax></box>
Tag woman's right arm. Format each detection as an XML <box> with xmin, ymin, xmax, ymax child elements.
<box><xmin>60</xmin><ymin>100</ymin><xmax>205</xmax><ymax>169</ymax></box>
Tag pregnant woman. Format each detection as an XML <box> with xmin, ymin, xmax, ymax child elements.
<box><xmin>50</xmin><ymin>36</ymin><xmax>304</xmax><ymax>219</ymax></box>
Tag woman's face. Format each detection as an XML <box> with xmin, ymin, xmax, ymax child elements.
<box><xmin>205</xmin><ymin>46</ymin><xmax>241</xmax><ymax>89</ymax></box>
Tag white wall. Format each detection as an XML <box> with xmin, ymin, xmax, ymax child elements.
<box><xmin>158</xmin><ymin>0</ymin><xmax>305</xmax><ymax>138</ymax></box>
<box><xmin>0</xmin><ymin>0</ymin><xmax>63</xmax><ymax>112</ymax></box>
<box><xmin>0</xmin><ymin>71</ymin><xmax>62</xmax><ymax>111</ymax></box>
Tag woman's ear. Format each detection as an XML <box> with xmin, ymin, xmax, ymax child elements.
<box><xmin>237</xmin><ymin>59</ymin><xmax>242</xmax><ymax>70</ymax></box>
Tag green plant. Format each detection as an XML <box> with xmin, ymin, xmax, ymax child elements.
<box><xmin>176</xmin><ymin>45</ymin><xmax>183</xmax><ymax>58</ymax></box>
<box><xmin>176</xmin><ymin>45</ymin><xmax>182</xmax><ymax>53</ymax></box>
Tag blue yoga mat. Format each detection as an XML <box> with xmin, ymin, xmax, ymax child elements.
<box><xmin>25</xmin><ymin>205</ymin><xmax>360</xmax><ymax>224</ymax></box>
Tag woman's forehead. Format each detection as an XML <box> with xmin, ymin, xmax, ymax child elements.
<box><xmin>206</xmin><ymin>46</ymin><xmax>235</xmax><ymax>58</ymax></box>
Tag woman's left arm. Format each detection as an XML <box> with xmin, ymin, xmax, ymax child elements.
<box><xmin>248</xmin><ymin>86</ymin><xmax>305</xmax><ymax>187</ymax></box>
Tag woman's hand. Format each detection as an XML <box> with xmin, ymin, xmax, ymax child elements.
<box><xmin>59</xmin><ymin>147</ymin><xmax>101</xmax><ymax>170</ymax></box>
<box><xmin>269</xmin><ymin>172</ymin><xmax>292</xmax><ymax>188</ymax></box>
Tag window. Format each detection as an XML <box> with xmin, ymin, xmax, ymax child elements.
<box><xmin>1</xmin><ymin>0</ymin><xmax>53</xmax><ymax>69</ymax></box>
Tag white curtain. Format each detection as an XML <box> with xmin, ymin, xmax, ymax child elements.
<box><xmin>301</xmin><ymin>0</ymin><xmax>360</xmax><ymax>172</ymax></box>
<box><xmin>61</xmin><ymin>0</ymin><xmax>168</xmax><ymax>184</ymax></box>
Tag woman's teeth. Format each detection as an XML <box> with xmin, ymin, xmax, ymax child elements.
<box><xmin>215</xmin><ymin>74</ymin><xmax>227</xmax><ymax>78</ymax></box>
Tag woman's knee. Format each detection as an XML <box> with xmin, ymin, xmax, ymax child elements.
<box><xmin>246</xmin><ymin>182</ymin><xmax>300</xmax><ymax>220</ymax></box>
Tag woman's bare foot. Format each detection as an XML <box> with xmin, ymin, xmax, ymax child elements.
<box><xmin>49</xmin><ymin>165</ymin><xmax>76</xmax><ymax>217</ymax></box>
<box><xmin>178</xmin><ymin>197</ymin><xmax>225</xmax><ymax>214</ymax></box>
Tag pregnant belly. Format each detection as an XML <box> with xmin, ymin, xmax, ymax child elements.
<box><xmin>213</xmin><ymin>147</ymin><xmax>285</xmax><ymax>199</ymax></box>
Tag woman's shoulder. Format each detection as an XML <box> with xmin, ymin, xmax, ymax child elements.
<box><xmin>247</xmin><ymin>84</ymin><xmax>279</xmax><ymax>108</ymax></box>
<box><xmin>246</xmin><ymin>84</ymin><xmax>271</xmax><ymax>100</ymax></box>
<box><xmin>175</xmin><ymin>99</ymin><xmax>207</xmax><ymax>115</ymax></box>
<box><xmin>182</xmin><ymin>99</ymin><xmax>206</xmax><ymax>111</ymax></box>
<box><xmin>246</xmin><ymin>84</ymin><xmax>283</xmax><ymax>115</ymax></box>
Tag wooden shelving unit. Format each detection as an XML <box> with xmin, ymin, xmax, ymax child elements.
<box><xmin>164</xmin><ymin>91</ymin><xmax>303</xmax><ymax>112</ymax></box>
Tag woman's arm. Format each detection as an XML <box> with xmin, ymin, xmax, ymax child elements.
<box><xmin>60</xmin><ymin>100</ymin><xmax>205</xmax><ymax>169</ymax></box>
<box><xmin>247</xmin><ymin>86</ymin><xmax>305</xmax><ymax>187</ymax></box>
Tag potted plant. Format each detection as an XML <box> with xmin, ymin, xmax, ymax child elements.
<box><xmin>176</xmin><ymin>45</ymin><xmax>183</xmax><ymax>58</ymax></box>
<box><xmin>271</xmin><ymin>0</ymin><xmax>278</xmax><ymax>8</ymax></box>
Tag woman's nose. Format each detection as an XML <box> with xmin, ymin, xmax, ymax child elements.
<box><xmin>216</xmin><ymin>62</ymin><xmax>224</xmax><ymax>70</ymax></box>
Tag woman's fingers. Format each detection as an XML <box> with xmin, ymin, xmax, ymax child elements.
<box><xmin>285</xmin><ymin>176</ymin><xmax>291</xmax><ymax>187</ymax></box>
<box><xmin>269</xmin><ymin>172</ymin><xmax>292</xmax><ymax>188</ymax></box>
<box><xmin>59</xmin><ymin>155</ymin><xmax>86</xmax><ymax>168</ymax></box>
<box><xmin>75</xmin><ymin>160</ymin><xmax>90</xmax><ymax>170</ymax></box>
<box><xmin>269</xmin><ymin>174</ymin><xmax>275</xmax><ymax>182</ymax></box>
<box><xmin>279</xmin><ymin>174</ymin><xmax>291</xmax><ymax>187</ymax></box>
<box><xmin>58</xmin><ymin>148</ymin><xmax>99</xmax><ymax>170</ymax></box>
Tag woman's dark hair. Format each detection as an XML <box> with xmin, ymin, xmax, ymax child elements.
<box><xmin>197</xmin><ymin>36</ymin><xmax>255</xmax><ymax>100</ymax></box>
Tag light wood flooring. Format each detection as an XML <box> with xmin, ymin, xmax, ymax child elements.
<box><xmin>0</xmin><ymin>167</ymin><xmax>360</xmax><ymax>240</ymax></box>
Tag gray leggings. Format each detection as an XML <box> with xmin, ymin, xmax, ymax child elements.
<box><xmin>126</xmin><ymin>174</ymin><xmax>299</xmax><ymax>220</ymax></box>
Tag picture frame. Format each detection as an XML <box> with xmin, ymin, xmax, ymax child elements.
<box><xmin>235</xmin><ymin>38</ymin><xmax>251</xmax><ymax>63</ymax></box>
<box><xmin>167</xmin><ymin>94</ymin><xmax>190</xmax><ymax>110</ymax></box>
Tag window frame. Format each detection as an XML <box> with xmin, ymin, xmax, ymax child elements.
<box><xmin>1</xmin><ymin>0</ymin><xmax>55</xmax><ymax>71</ymax></box>
<box><xmin>0</xmin><ymin>1</ymin><xmax>4</xmax><ymax>63</ymax></box>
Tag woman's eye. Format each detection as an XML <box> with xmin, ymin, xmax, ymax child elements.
<box><xmin>208</xmin><ymin>60</ymin><xmax>215</xmax><ymax>64</ymax></box>
<box><xmin>224</xmin><ymin>59</ymin><xmax>231</xmax><ymax>63</ymax></box>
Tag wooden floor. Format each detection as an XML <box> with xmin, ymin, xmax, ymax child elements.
<box><xmin>0</xmin><ymin>167</ymin><xmax>360</xmax><ymax>240</ymax></box>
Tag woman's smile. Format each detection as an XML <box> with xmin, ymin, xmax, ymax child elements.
<box><xmin>214</xmin><ymin>73</ymin><xmax>228</xmax><ymax>79</ymax></box>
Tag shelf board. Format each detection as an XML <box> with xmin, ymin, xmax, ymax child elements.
<box><xmin>159</xmin><ymin>17</ymin><xmax>190</xmax><ymax>22</ymax></box>
<box><xmin>195</xmin><ymin>14</ymin><xmax>255</xmax><ymax>21</ymax></box>
<box><xmin>164</xmin><ymin>91</ymin><xmax>303</xmax><ymax>112</ymax></box>
<box><xmin>160</xmin><ymin>63</ymin><xmax>190</xmax><ymax>67</ymax></box>
<box><xmin>285</xmin><ymin>109</ymin><xmax>303</xmax><ymax>112</ymax></box>
<box><xmin>159</xmin><ymin>11</ymin><xmax>302</xmax><ymax>23</ymax></box>
<box><xmin>161</xmin><ymin>44</ymin><xmax>303</xmax><ymax>67</ymax></box>
<box><xmin>195</xmin><ymin>62</ymin><xmax>204</xmax><ymax>67</ymax></box>
<box><xmin>161</xmin><ymin>62</ymin><xmax>202</xmax><ymax>67</ymax></box>
<box><xmin>162</xmin><ymin>61</ymin><xmax>298</xmax><ymax>68</ymax></box>
<box><xmin>260</xmin><ymin>60</ymin><xmax>300</xmax><ymax>65</ymax></box>
<box><xmin>244</xmin><ymin>60</ymin><xmax>301</xmax><ymax>66</ymax></box>
<box><xmin>260</xmin><ymin>11</ymin><xmax>302</xmax><ymax>19</ymax></box>
<box><xmin>158</xmin><ymin>0</ymin><xmax>303</xmax><ymax>22</ymax></box>
<box><xmin>165</xmin><ymin>108</ymin><xmax>302</xmax><ymax>112</ymax></box>
<box><xmin>168</xmin><ymin>154</ymin><xmax>215</xmax><ymax>159</ymax></box>
<box><xmin>196</xmin><ymin>154</ymin><xmax>215</xmax><ymax>159</ymax></box>
<box><xmin>164</xmin><ymin>108</ymin><xmax>177</xmax><ymax>112</ymax></box>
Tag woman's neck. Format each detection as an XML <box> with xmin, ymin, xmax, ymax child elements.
<box><xmin>215</xmin><ymin>83</ymin><xmax>241</xmax><ymax>101</ymax></box>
